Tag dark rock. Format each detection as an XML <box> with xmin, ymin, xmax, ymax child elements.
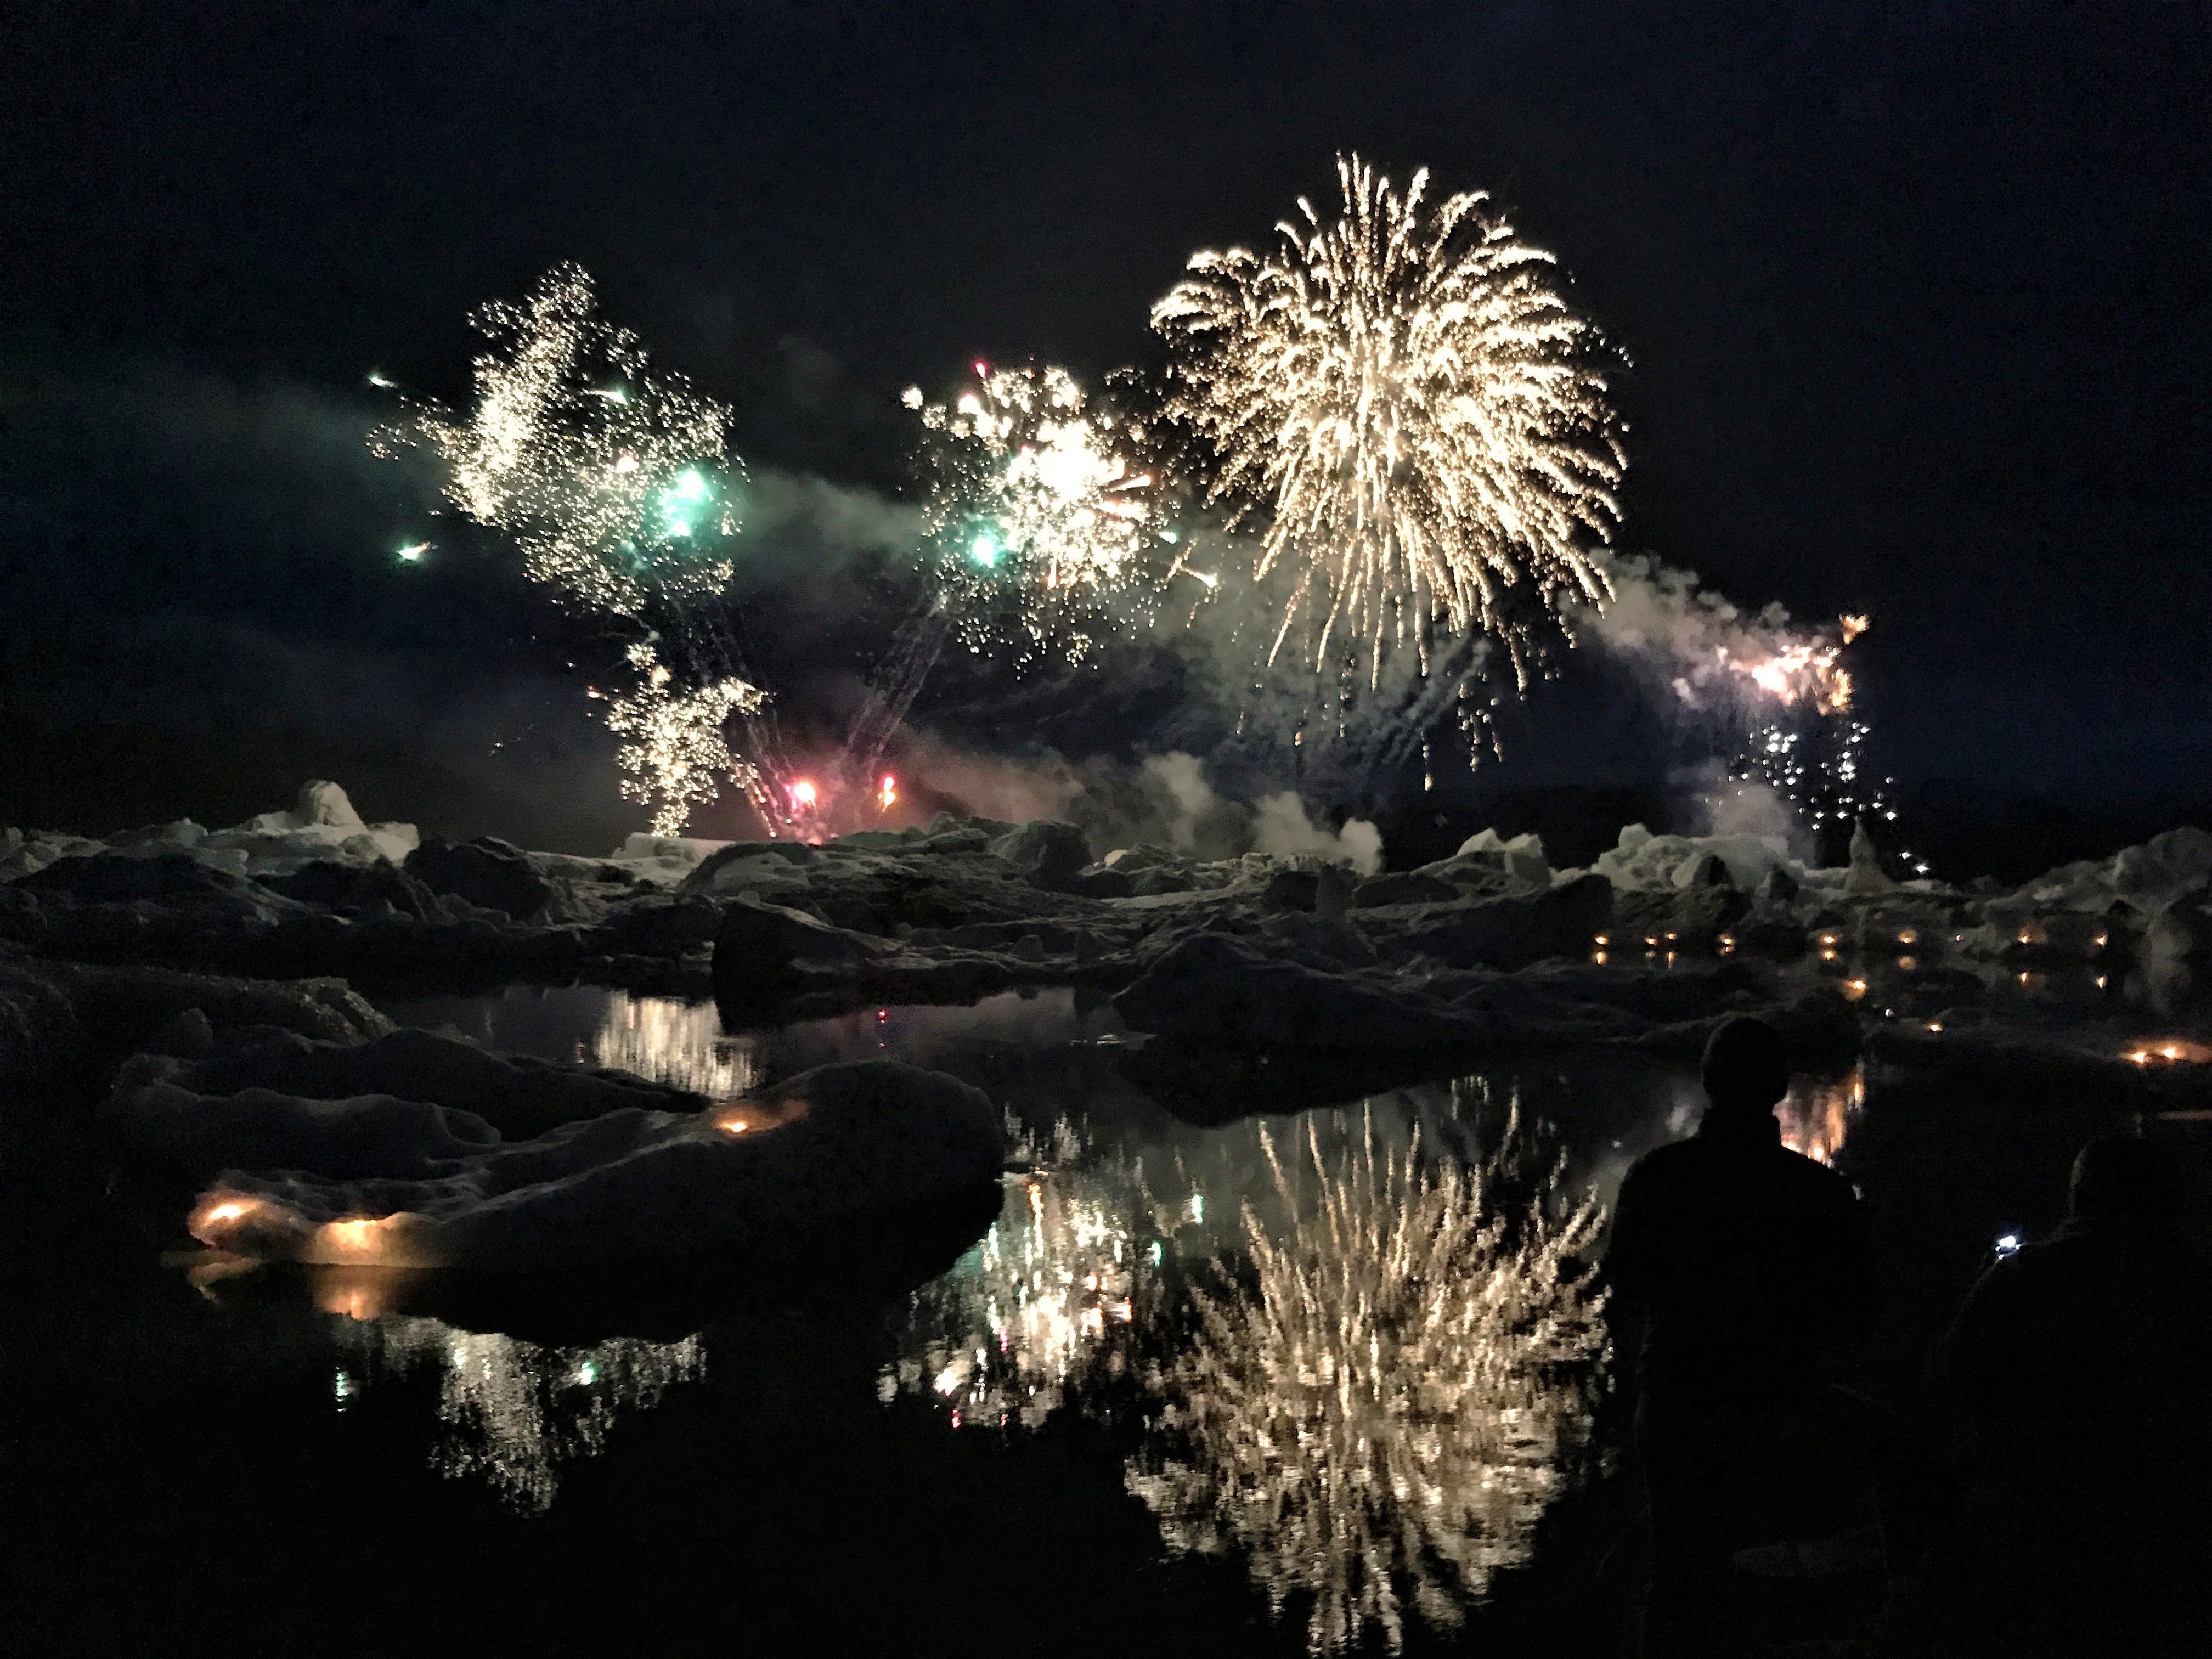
<box><xmin>151</xmin><ymin>1007</ymin><xmax>216</xmax><ymax>1060</ymax></box>
<box><xmin>18</xmin><ymin>850</ymin><xmax>271</xmax><ymax>905</ymax></box>
<box><xmin>171</xmin><ymin>1024</ymin><xmax>702</xmax><ymax>1139</ymax></box>
<box><xmin>988</xmin><ymin>820</ymin><xmax>1093</xmax><ymax>890</ymax></box>
<box><xmin>0</xmin><ymin>953</ymin><xmax>78</xmax><ymax>1085</ymax></box>
<box><xmin>679</xmin><ymin>840</ymin><xmax>815</xmax><ymax>896</ymax></box>
<box><xmin>1375</xmin><ymin>873</ymin><xmax>1615</xmax><ymax>970</ymax></box>
<box><xmin>405</xmin><ymin>837</ymin><xmax>554</xmax><ymax>919</ymax></box>
<box><xmin>1612</xmin><ymin>883</ymin><xmax>1752</xmax><ymax>949</ymax></box>
<box><xmin>1069</xmin><ymin>864</ymin><xmax>1135</xmax><ymax>899</ymax></box>
<box><xmin>1315</xmin><ymin>865</ymin><xmax>1357</xmax><ymax>922</ymax></box>
<box><xmin>1353</xmin><ymin>871</ymin><xmax>1460</xmax><ymax>908</ymax></box>
<box><xmin>1680</xmin><ymin>850</ymin><xmax>1736</xmax><ymax>889</ymax></box>
<box><xmin>1261</xmin><ymin>869</ymin><xmax>1321</xmax><ymax>912</ymax></box>
<box><xmin>717</xmin><ymin>893</ymin><xmax>880</xmax><ymax>968</ymax></box>
<box><xmin>259</xmin><ymin>858</ymin><xmax>443</xmax><ymax>919</ymax></box>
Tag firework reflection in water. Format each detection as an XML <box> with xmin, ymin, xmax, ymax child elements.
<box><xmin>1127</xmin><ymin>1110</ymin><xmax>1610</xmax><ymax>1656</ymax></box>
<box><xmin>589</xmin><ymin>991</ymin><xmax>759</xmax><ymax>1101</ymax></box>
<box><xmin>881</xmin><ymin>1115</ymin><xmax>1178</xmax><ymax>1430</ymax></box>
<box><xmin>330</xmin><ymin>1311</ymin><xmax>703</xmax><ymax>1512</ymax></box>
<box><xmin>1775</xmin><ymin>1068</ymin><xmax>1865</xmax><ymax>1166</ymax></box>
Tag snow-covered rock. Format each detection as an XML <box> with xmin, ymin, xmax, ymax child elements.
<box><xmin>197</xmin><ymin>780</ymin><xmax>418</xmax><ymax>873</ymax></box>
<box><xmin>1591</xmin><ymin>823</ymin><xmax>1804</xmax><ymax>896</ymax></box>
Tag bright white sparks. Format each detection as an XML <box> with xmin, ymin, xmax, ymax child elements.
<box><xmin>905</xmin><ymin>364</ymin><xmax>1156</xmax><ymax>664</ymax></box>
<box><xmin>1153</xmin><ymin>155</ymin><xmax>1624</xmax><ymax>684</ymax></box>
<box><xmin>390</xmin><ymin>263</ymin><xmax>742</xmax><ymax>617</ymax></box>
<box><xmin>602</xmin><ymin>641</ymin><xmax>765</xmax><ymax>836</ymax></box>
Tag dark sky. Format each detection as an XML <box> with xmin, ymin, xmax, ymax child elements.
<box><xmin>2</xmin><ymin>1</ymin><xmax>2207</xmax><ymax>844</ymax></box>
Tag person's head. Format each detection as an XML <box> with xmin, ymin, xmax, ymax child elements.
<box><xmin>2067</xmin><ymin>1135</ymin><xmax>2177</xmax><ymax>1229</ymax></box>
<box><xmin>1701</xmin><ymin>1017</ymin><xmax>1791</xmax><ymax>1124</ymax></box>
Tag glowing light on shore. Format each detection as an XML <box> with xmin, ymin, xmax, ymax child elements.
<box><xmin>2126</xmin><ymin>1039</ymin><xmax>2211</xmax><ymax>1066</ymax></box>
<box><xmin>1153</xmin><ymin>154</ymin><xmax>1622</xmax><ymax>686</ymax></box>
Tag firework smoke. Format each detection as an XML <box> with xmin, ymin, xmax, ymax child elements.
<box><xmin>1153</xmin><ymin>154</ymin><xmax>1623</xmax><ymax>692</ymax></box>
<box><xmin>1127</xmin><ymin>1111</ymin><xmax>1609</xmax><ymax>1655</ymax></box>
<box><xmin>1586</xmin><ymin>552</ymin><xmax>1892</xmax><ymax>838</ymax></box>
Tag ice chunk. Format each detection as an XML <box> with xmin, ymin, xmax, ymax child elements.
<box><xmin>185</xmin><ymin>1060</ymin><xmax>1003</xmax><ymax>1274</ymax></box>
<box><xmin>105</xmin><ymin>1079</ymin><xmax>500</xmax><ymax>1181</ymax></box>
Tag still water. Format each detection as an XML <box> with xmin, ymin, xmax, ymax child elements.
<box><xmin>3</xmin><ymin>985</ymin><xmax>1911</xmax><ymax>1657</ymax></box>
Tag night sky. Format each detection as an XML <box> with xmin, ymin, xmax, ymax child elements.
<box><xmin>3</xmin><ymin>2</ymin><xmax>2206</xmax><ymax>851</ymax></box>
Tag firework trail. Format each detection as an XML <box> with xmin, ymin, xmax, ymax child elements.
<box><xmin>373</xmin><ymin>265</ymin><xmax>775</xmax><ymax>833</ymax></box>
<box><xmin>839</xmin><ymin>596</ymin><xmax>953</xmax><ymax>795</ymax></box>
<box><xmin>1127</xmin><ymin>1109</ymin><xmax>1609</xmax><ymax>1656</ymax></box>
<box><xmin>1153</xmin><ymin>155</ymin><xmax>1624</xmax><ymax>695</ymax></box>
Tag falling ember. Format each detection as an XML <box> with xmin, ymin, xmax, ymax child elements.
<box><xmin>395</xmin><ymin>540</ymin><xmax>431</xmax><ymax>563</ymax></box>
<box><xmin>789</xmin><ymin>778</ymin><xmax>819</xmax><ymax>811</ymax></box>
<box><xmin>878</xmin><ymin>774</ymin><xmax>898</xmax><ymax>813</ymax></box>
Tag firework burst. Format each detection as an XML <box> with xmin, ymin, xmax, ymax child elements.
<box><xmin>1153</xmin><ymin>155</ymin><xmax>1624</xmax><ymax>688</ymax></box>
<box><xmin>383</xmin><ymin>263</ymin><xmax>743</xmax><ymax>618</ymax></box>
<box><xmin>1127</xmin><ymin>1111</ymin><xmax>1609</xmax><ymax>1655</ymax></box>
<box><xmin>905</xmin><ymin>363</ymin><xmax>1160</xmax><ymax>667</ymax></box>
<box><xmin>601</xmin><ymin>641</ymin><xmax>765</xmax><ymax>837</ymax></box>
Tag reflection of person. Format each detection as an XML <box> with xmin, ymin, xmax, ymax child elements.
<box><xmin>1887</xmin><ymin>1136</ymin><xmax>2212</xmax><ymax>1657</ymax></box>
<box><xmin>1607</xmin><ymin>1015</ymin><xmax>1868</xmax><ymax>1656</ymax></box>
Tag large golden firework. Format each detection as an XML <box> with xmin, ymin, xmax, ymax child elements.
<box><xmin>1153</xmin><ymin>156</ymin><xmax>1624</xmax><ymax>685</ymax></box>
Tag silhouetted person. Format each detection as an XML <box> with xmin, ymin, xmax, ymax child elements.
<box><xmin>1607</xmin><ymin>1015</ymin><xmax>1868</xmax><ymax>1656</ymax></box>
<box><xmin>1886</xmin><ymin>1136</ymin><xmax>2212</xmax><ymax>1657</ymax></box>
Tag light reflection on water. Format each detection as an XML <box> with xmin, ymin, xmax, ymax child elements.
<box><xmin>365</xmin><ymin>987</ymin><xmax>1860</xmax><ymax>1645</ymax></box>
<box><xmin>588</xmin><ymin>991</ymin><xmax>759</xmax><ymax>1099</ymax></box>
<box><xmin>328</xmin><ymin>1308</ymin><xmax>703</xmax><ymax>1512</ymax></box>
<box><xmin>881</xmin><ymin>1079</ymin><xmax>1613</xmax><ymax>1654</ymax></box>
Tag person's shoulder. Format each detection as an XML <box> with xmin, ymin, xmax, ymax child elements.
<box><xmin>1767</xmin><ymin>1143</ymin><xmax>1863</xmax><ymax>1208</ymax></box>
<box><xmin>1621</xmin><ymin>1138</ymin><xmax>1703</xmax><ymax>1188</ymax></box>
